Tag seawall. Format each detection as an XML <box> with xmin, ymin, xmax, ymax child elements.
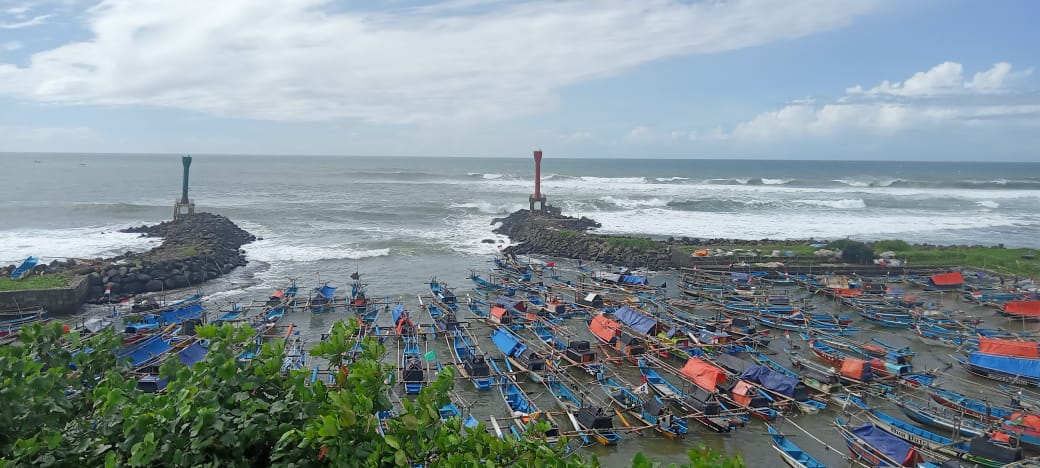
<box><xmin>0</xmin><ymin>275</ymin><xmax>90</xmax><ymax>315</ymax></box>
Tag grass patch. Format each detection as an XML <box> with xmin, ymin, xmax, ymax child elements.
<box><xmin>606</xmin><ymin>237</ymin><xmax>660</xmax><ymax>251</ymax></box>
<box><xmin>179</xmin><ymin>247</ymin><xmax>199</xmax><ymax>257</ymax></box>
<box><xmin>554</xmin><ymin>229</ymin><xmax>581</xmax><ymax>239</ymax></box>
<box><xmin>0</xmin><ymin>274</ymin><xmax>69</xmax><ymax>291</ymax></box>
<box><xmin>884</xmin><ymin>246</ymin><xmax>1040</xmax><ymax>277</ymax></box>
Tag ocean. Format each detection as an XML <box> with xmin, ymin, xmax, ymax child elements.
<box><xmin>2</xmin><ymin>153</ymin><xmax>1039</xmax><ymax>465</ymax></box>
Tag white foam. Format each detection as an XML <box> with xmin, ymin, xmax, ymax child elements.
<box><xmin>599</xmin><ymin>196</ymin><xmax>671</xmax><ymax>209</ymax></box>
<box><xmin>977</xmin><ymin>200</ymin><xmax>1000</xmax><ymax>209</ymax></box>
<box><xmin>794</xmin><ymin>199</ymin><xmax>867</xmax><ymax>209</ymax></box>
<box><xmin>452</xmin><ymin>201</ymin><xmax>524</xmax><ymax>214</ymax></box>
<box><xmin>590</xmin><ymin>207</ymin><xmax>1020</xmax><ymax>241</ymax></box>
<box><xmin>654</xmin><ymin>177</ymin><xmax>690</xmax><ymax>182</ymax></box>
<box><xmin>760</xmin><ymin>178</ymin><xmax>792</xmax><ymax>185</ymax></box>
<box><xmin>482</xmin><ymin>173</ymin><xmax>504</xmax><ymax>180</ymax></box>
<box><xmin>0</xmin><ymin>225</ymin><xmax>162</xmax><ymax>265</ymax></box>
<box><xmin>243</xmin><ymin>238</ymin><xmax>390</xmax><ymax>263</ymax></box>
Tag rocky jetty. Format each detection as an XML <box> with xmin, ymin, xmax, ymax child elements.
<box><xmin>0</xmin><ymin>213</ymin><xmax>256</xmax><ymax>304</ymax></box>
<box><xmin>493</xmin><ymin>209</ymin><xmax>677</xmax><ymax>270</ymax></box>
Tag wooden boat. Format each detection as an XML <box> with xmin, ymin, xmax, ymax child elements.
<box><xmin>448</xmin><ymin>328</ymin><xmax>493</xmax><ymax>390</ymax></box>
<box><xmin>953</xmin><ymin>352</ymin><xmax>1040</xmax><ymax>387</ymax></box>
<box><xmin>598</xmin><ymin>372</ymin><xmax>687</xmax><ymax>439</ymax></box>
<box><xmin>394</xmin><ymin>305</ymin><xmax>427</xmax><ymax>395</ymax></box>
<box><xmin>766</xmin><ymin>424</ymin><xmax>827</xmax><ymax>468</ymax></box>
<box><xmin>636</xmin><ymin>358</ymin><xmax>742</xmax><ymax>432</ymax></box>
<box><xmin>308</xmin><ymin>283</ymin><xmax>337</xmax><ymax>313</ymax></box>
<box><xmin>891</xmin><ymin>397</ymin><xmax>988</xmax><ymax>438</ymax></box>
<box><xmin>490</xmin><ymin>326</ymin><xmax>546</xmax><ymax>383</ymax></box>
<box><xmin>489</xmin><ymin>358</ymin><xmax>561</xmax><ymax>444</ymax></box>
<box><xmin>927</xmin><ymin>387</ymin><xmax>1013</xmax><ymax>421</ymax></box>
<box><xmin>349</xmin><ymin>273</ymin><xmax>370</xmax><ymax>313</ymax></box>
<box><xmin>863</xmin><ymin>407</ymin><xmax>1020</xmax><ymax>467</ymax></box>
<box><xmin>834</xmin><ymin>416</ymin><xmax>924</xmax><ymax>466</ymax></box>
<box><xmin>10</xmin><ymin>256</ymin><xmax>39</xmax><ymax>280</ymax></box>
<box><xmin>429</xmin><ymin>277</ymin><xmax>459</xmax><ymax>312</ymax></box>
<box><xmin>544</xmin><ymin>373</ymin><xmax>622</xmax><ymax>446</ymax></box>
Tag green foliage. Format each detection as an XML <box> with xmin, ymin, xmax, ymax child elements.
<box><xmin>825</xmin><ymin>239</ymin><xmax>860</xmax><ymax>251</ymax></box>
<box><xmin>0</xmin><ymin>274</ymin><xmax>69</xmax><ymax>291</ymax></box>
<box><xmin>606</xmin><ymin>237</ymin><xmax>660</xmax><ymax>251</ymax></box>
<box><xmin>2</xmin><ymin>319</ymin><xmax>741</xmax><ymax>467</ymax></box>
<box><xmin>871</xmin><ymin>239</ymin><xmax>911</xmax><ymax>252</ymax></box>
<box><xmin>839</xmin><ymin>241</ymin><xmax>875</xmax><ymax>265</ymax></box>
<box><xmin>897</xmin><ymin>247</ymin><xmax>1039</xmax><ymax>277</ymax></box>
<box><xmin>555</xmin><ymin>229</ymin><xmax>580</xmax><ymax>239</ymax></box>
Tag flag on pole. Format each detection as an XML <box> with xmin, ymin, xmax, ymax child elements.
<box><xmin>636</xmin><ymin>383</ymin><xmax>649</xmax><ymax>395</ymax></box>
<box><xmin>424</xmin><ymin>350</ymin><xmax>436</xmax><ymax>362</ymax></box>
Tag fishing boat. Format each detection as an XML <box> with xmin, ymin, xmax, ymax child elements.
<box><xmin>10</xmin><ymin>256</ymin><xmax>39</xmax><ymax>280</ymax></box>
<box><xmin>953</xmin><ymin>350</ymin><xmax>1040</xmax><ymax>388</ymax></box>
<box><xmin>598</xmin><ymin>372</ymin><xmax>687</xmax><ymax>439</ymax></box>
<box><xmin>448</xmin><ymin>328</ymin><xmax>493</xmax><ymax>390</ymax></box>
<box><xmin>890</xmin><ymin>397</ymin><xmax>989</xmax><ymax>439</ymax></box>
<box><xmin>637</xmin><ymin>358</ymin><xmax>741</xmax><ymax>432</ymax></box>
<box><xmin>544</xmin><ymin>373</ymin><xmax>622</xmax><ymax>446</ymax></box>
<box><xmin>349</xmin><ymin>272</ymin><xmax>369</xmax><ymax>313</ymax></box>
<box><xmin>490</xmin><ymin>326</ymin><xmax>546</xmax><ymax>382</ymax></box>
<box><xmin>863</xmin><ymin>407</ymin><xmax>1021</xmax><ymax>467</ymax></box>
<box><xmin>834</xmin><ymin>417</ymin><xmax>924</xmax><ymax>466</ymax></box>
<box><xmin>429</xmin><ymin>277</ymin><xmax>459</xmax><ymax>312</ymax></box>
<box><xmin>489</xmin><ymin>358</ymin><xmax>561</xmax><ymax>444</ymax></box>
<box><xmin>394</xmin><ymin>304</ymin><xmax>427</xmax><ymax>395</ymax></box>
<box><xmin>927</xmin><ymin>387</ymin><xmax>1013</xmax><ymax>421</ymax></box>
<box><xmin>308</xmin><ymin>283</ymin><xmax>337</xmax><ymax>313</ymax></box>
<box><xmin>766</xmin><ymin>424</ymin><xmax>827</xmax><ymax>468</ymax></box>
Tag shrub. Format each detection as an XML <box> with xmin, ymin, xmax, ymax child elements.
<box><xmin>872</xmin><ymin>240</ymin><xmax>911</xmax><ymax>252</ymax></box>
<box><xmin>841</xmin><ymin>241</ymin><xmax>875</xmax><ymax>264</ymax></box>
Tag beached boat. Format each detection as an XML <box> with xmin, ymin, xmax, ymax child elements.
<box><xmin>544</xmin><ymin>373</ymin><xmax>622</xmax><ymax>446</ymax></box>
<box><xmin>489</xmin><ymin>358</ymin><xmax>561</xmax><ymax>444</ymax></box>
<box><xmin>637</xmin><ymin>359</ymin><xmax>741</xmax><ymax>433</ymax></box>
<box><xmin>308</xmin><ymin>283</ymin><xmax>337</xmax><ymax>312</ymax></box>
<box><xmin>430</xmin><ymin>277</ymin><xmax>459</xmax><ymax>312</ymax></box>
<box><xmin>448</xmin><ymin>328</ymin><xmax>493</xmax><ymax>390</ymax></box>
<box><xmin>766</xmin><ymin>424</ymin><xmax>827</xmax><ymax>468</ymax></box>
<box><xmin>863</xmin><ymin>407</ymin><xmax>1021</xmax><ymax>467</ymax></box>
<box><xmin>834</xmin><ymin>416</ymin><xmax>924</xmax><ymax>466</ymax></box>
<box><xmin>10</xmin><ymin>256</ymin><xmax>39</xmax><ymax>280</ymax></box>
<box><xmin>598</xmin><ymin>372</ymin><xmax>687</xmax><ymax>439</ymax></box>
<box><xmin>490</xmin><ymin>326</ymin><xmax>546</xmax><ymax>382</ymax></box>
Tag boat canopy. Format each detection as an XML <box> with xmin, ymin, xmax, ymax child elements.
<box><xmin>391</xmin><ymin>303</ymin><xmax>406</xmax><ymax>325</ymax></box>
<box><xmin>1005</xmin><ymin>301</ymin><xmax>1040</xmax><ymax>317</ymax></box>
<box><xmin>731</xmin><ymin>381</ymin><xmax>754</xmax><ymax>407</ymax></box>
<box><xmin>178</xmin><ymin>341</ymin><xmax>208</xmax><ymax>367</ymax></box>
<box><xmin>840</xmin><ymin>357</ymin><xmax>873</xmax><ymax>382</ymax></box>
<box><xmin>594</xmin><ymin>272</ymin><xmax>622</xmax><ymax>283</ymax></box>
<box><xmin>318</xmin><ymin>285</ymin><xmax>337</xmax><ymax>299</ymax></box>
<box><xmin>680</xmin><ymin>357</ymin><xmax>727</xmax><ymax>392</ymax></box>
<box><xmin>741</xmin><ymin>365</ymin><xmax>798</xmax><ymax>397</ymax></box>
<box><xmin>979</xmin><ymin>336</ymin><xmax>1040</xmax><ymax>358</ymax></box>
<box><xmin>119</xmin><ymin>335</ymin><xmax>171</xmax><ymax>368</ymax></box>
<box><xmin>930</xmin><ymin>271</ymin><xmax>964</xmax><ymax>287</ymax></box>
<box><xmin>851</xmin><ymin>423</ymin><xmax>920</xmax><ymax>465</ymax></box>
<box><xmin>491</xmin><ymin>328</ymin><xmax>526</xmax><ymax>358</ymax></box>
<box><xmin>1006</xmin><ymin>413</ymin><xmax>1040</xmax><ymax>432</ymax></box>
<box><xmin>160</xmin><ymin>303</ymin><xmax>204</xmax><ymax>325</ymax></box>
<box><xmin>620</xmin><ymin>275</ymin><xmax>649</xmax><ymax>285</ymax></box>
<box><xmin>589</xmin><ymin>315</ymin><xmax>620</xmax><ymax>343</ymax></box>
<box><xmin>495</xmin><ymin>296</ymin><xmax>526</xmax><ymax>312</ymax></box>
<box><xmin>969</xmin><ymin>352</ymin><xmax>1040</xmax><ymax>379</ymax></box>
<box><xmin>614</xmin><ymin>306</ymin><xmax>658</xmax><ymax>335</ymax></box>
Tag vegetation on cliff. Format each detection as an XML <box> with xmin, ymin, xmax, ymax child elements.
<box><xmin>1</xmin><ymin>321</ymin><xmax>743</xmax><ymax>467</ymax></box>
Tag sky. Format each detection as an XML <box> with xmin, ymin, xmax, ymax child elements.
<box><xmin>0</xmin><ymin>0</ymin><xmax>1038</xmax><ymax>160</ymax></box>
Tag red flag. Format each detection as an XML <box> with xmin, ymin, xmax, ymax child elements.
<box><xmin>545</xmin><ymin>262</ymin><xmax>555</xmax><ymax>268</ymax></box>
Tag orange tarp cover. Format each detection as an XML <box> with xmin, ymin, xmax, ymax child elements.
<box><xmin>930</xmin><ymin>272</ymin><xmax>964</xmax><ymax>286</ymax></box>
<box><xmin>731</xmin><ymin>381</ymin><xmax>753</xmax><ymax>407</ymax></box>
<box><xmin>834</xmin><ymin>288</ymin><xmax>862</xmax><ymax>297</ymax></box>
<box><xmin>680</xmin><ymin>357</ymin><xmax>727</xmax><ymax>392</ymax></box>
<box><xmin>491</xmin><ymin>306</ymin><xmax>508</xmax><ymax>319</ymax></box>
<box><xmin>979</xmin><ymin>336</ymin><xmax>1040</xmax><ymax>358</ymax></box>
<box><xmin>589</xmin><ymin>315</ymin><xmax>620</xmax><ymax>343</ymax></box>
<box><xmin>1008</xmin><ymin>413</ymin><xmax>1040</xmax><ymax>432</ymax></box>
<box><xmin>271</xmin><ymin>290</ymin><xmax>284</xmax><ymax>299</ymax></box>
<box><xmin>693</xmin><ymin>249</ymin><xmax>709</xmax><ymax>257</ymax></box>
<box><xmin>840</xmin><ymin>357</ymin><xmax>868</xmax><ymax>380</ymax></box>
<box><xmin>395</xmin><ymin>317</ymin><xmax>413</xmax><ymax>334</ymax></box>
<box><xmin>1005</xmin><ymin>301</ymin><xmax>1040</xmax><ymax>317</ymax></box>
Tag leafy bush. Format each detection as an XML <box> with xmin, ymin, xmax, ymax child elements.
<box><xmin>872</xmin><ymin>239</ymin><xmax>911</xmax><ymax>252</ymax></box>
<box><xmin>840</xmin><ymin>241</ymin><xmax>875</xmax><ymax>264</ymax></box>
<box><xmin>2</xmin><ymin>320</ymin><xmax>743</xmax><ymax>467</ymax></box>
<box><xmin>607</xmin><ymin>237</ymin><xmax>659</xmax><ymax>251</ymax></box>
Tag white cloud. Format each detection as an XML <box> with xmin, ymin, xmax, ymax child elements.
<box><xmin>846</xmin><ymin>61</ymin><xmax>1031</xmax><ymax>97</ymax></box>
<box><xmin>2</xmin><ymin>41</ymin><xmax>21</xmax><ymax>51</ymax></box>
<box><xmin>704</xmin><ymin>61</ymin><xmax>1040</xmax><ymax>141</ymax></box>
<box><xmin>0</xmin><ymin>14</ymin><xmax>49</xmax><ymax>29</ymax></box>
<box><xmin>0</xmin><ymin>124</ymin><xmax>97</xmax><ymax>143</ymax></box>
<box><xmin>0</xmin><ymin>0</ymin><xmax>883</xmax><ymax>123</ymax></box>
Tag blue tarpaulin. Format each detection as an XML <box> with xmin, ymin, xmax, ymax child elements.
<box><xmin>491</xmin><ymin>328</ymin><xmax>526</xmax><ymax>357</ymax></box>
<box><xmin>160</xmin><ymin>303</ymin><xmax>204</xmax><ymax>325</ymax></box>
<box><xmin>318</xmin><ymin>285</ymin><xmax>337</xmax><ymax>299</ymax></box>
<box><xmin>178</xmin><ymin>341</ymin><xmax>208</xmax><ymax>367</ymax></box>
<box><xmin>851</xmin><ymin>423</ymin><xmax>916</xmax><ymax>464</ymax></box>
<box><xmin>391</xmin><ymin>303</ymin><xmax>406</xmax><ymax>324</ymax></box>
<box><xmin>614</xmin><ymin>306</ymin><xmax>657</xmax><ymax>335</ymax></box>
<box><xmin>620</xmin><ymin>275</ymin><xmax>649</xmax><ymax>285</ymax></box>
<box><xmin>118</xmin><ymin>335</ymin><xmax>171</xmax><ymax>368</ymax></box>
<box><xmin>740</xmin><ymin>365</ymin><xmax>798</xmax><ymax>397</ymax></box>
<box><xmin>730</xmin><ymin>273</ymin><xmax>750</xmax><ymax>282</ymax></box>
<box><xmin>969</xmin><ymin>352</ymin><xmax>1040</xmax><ymax>379</ymax></box>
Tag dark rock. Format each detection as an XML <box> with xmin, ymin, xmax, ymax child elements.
<box><xmin>145</xmin><ymin>279</ymin><xmax>165</xmax><ymax>292</ymax></box>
